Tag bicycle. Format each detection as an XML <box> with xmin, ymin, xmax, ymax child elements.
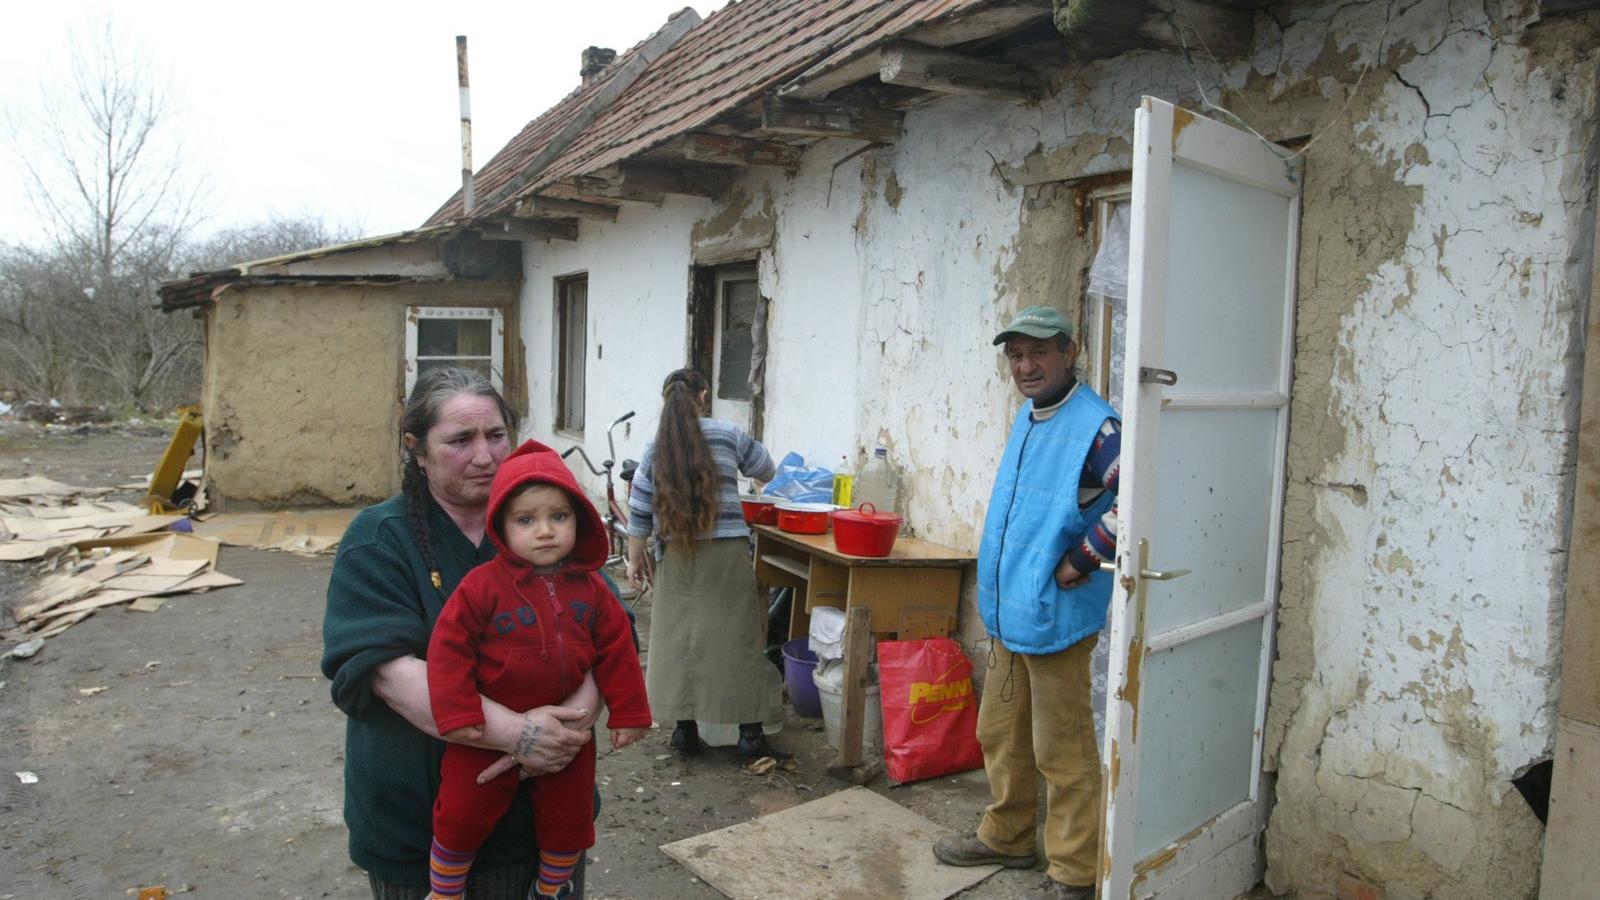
<box><xmin>561</xmin><ymin>411</ymin><xmax>652</xmax><ymax>604</ymax></box>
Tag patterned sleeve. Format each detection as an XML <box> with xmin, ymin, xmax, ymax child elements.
<box><xmin>1064</xmin><ymin>418</ymin><xmax>1121</xmax><ymax>575</ymax></box>
<box><xmin>736</xmin><ymin>427</ymin><xmax>777</xmax><ymax>482</ymax></box>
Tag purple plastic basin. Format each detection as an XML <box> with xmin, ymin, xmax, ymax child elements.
<box><xmin>781</xmin><ymin>637</ymin><xmax>823</xmax><ymax>718</ymax></box>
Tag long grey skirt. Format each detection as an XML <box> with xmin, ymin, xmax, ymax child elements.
<box><xmin>645</xmin><ymin>537</ymin><xmax>783</xmax><ymax>725</ymax></box>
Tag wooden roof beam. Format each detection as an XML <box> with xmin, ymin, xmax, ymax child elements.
<box><xmin>477</xmin><ymin>218</ymin><xmax>578</xmax><ymax>242</ymax></box>
<box><xmin>779</xmin><ymin>0</ymin><xmax>1052</xmax><ymax>101</ymax></box>
<box><xmin>879</xmin><ymin>42</ymin><xmax>1041</xmax><ymax>103</ymax></box>
<box><xmin>666</xmin><ymin>133</ymin><xmax>800</xmax><ymax>170</ymax></box>
<box><xmin>560</xmin><ymin>173</ymin><xmax>666</xmax><ymax>205</ymax></box>
<box><xmin>760</xmin><ymin>95</ymin><xmax>903</xmax><ymax>143</ymax></box>
<box><xmin>513</xmin><ymin>196</ymin><xmax>619</xmax><ymax>222</ymax></box>
<box><xmin>614</xmin><ymin>164</ymin><xmax>733</xmax><ymax>198</ymax></box>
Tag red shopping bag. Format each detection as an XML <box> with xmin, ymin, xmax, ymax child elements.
<box><xmin>878</xmin><ymin>638</ymin><xmax>984</xmax><ymax>783</ymax></box>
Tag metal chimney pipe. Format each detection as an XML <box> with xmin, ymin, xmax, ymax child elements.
<box><xmin>457</xmin><ymin>35</ymin><xmax>474</xmax><ymax>216</ymax></box>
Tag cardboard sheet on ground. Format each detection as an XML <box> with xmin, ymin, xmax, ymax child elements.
<box><xmin>190</xmin><ymin>509</ymin><xmax>358</xmax><ymax>556</ymax></box>
<box><xmin>659</xmin><ymin>786</ymin><xmax>999</xmax><ymax>900</ymax></box>
<box><xmin>5</xmin><ymin>532</ymin><xmax>239</xmax><ymax>641</ymax></box>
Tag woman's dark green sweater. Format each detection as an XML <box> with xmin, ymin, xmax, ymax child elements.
<box><xmin>320</xmin><ymin>495</ymin><xmax>533</xmax><ymax>887</ymax></box>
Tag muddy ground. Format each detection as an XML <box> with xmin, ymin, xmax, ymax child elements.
<box><xmin>0</xmin><ymin>422</ymin><xmax>1105</xmax><ymax>900</ymax></box>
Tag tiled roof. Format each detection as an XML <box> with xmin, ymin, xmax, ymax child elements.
<box><xmin>425</xmin><ymin>0</ymin><xmax>994</xmax><ymax>226</ymax></box>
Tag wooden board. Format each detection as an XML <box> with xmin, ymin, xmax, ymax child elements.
<box><xmin>660</xmin><ymin>786</ymin><xmax>999</xmax><ymax>900</ymax></box>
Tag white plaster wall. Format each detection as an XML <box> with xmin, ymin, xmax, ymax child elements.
<box><xmin>519</xmin><ymin>196</ymin><xmax>708</xmax><ymax>499</ymax></box>
<box><xmin>760</xmin><ymin>146</ymin><xmax>864</xmax><ymax>470</ymax></box>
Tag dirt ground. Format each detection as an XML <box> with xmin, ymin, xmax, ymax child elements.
<box><xmin>0</xmin><ymin>422</ymin><xmax>1096</xmax><ymax>900</ymax></box>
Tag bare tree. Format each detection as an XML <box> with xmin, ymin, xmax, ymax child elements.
<box><xmin>2</xmin><ymin>21</ymin><xmax>205</xmax><ymax>410</ymax></box>
<box><xmin>14</xmin><ymin>21</ymin><xmax>201</xmax><ymax>285</ymax></box>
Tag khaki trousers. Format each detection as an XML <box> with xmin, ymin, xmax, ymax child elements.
<box><xmin>975</xmin><ymin>635</ymin><xmax>1102</xmax><ymax>887</ymax></box>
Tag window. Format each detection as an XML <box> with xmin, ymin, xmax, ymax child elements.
<box><xmin>715</xmin><ymin>268</ymin><xmax>759</xmax><ymax>402</ymax></box>
<box><xmin>405</xmin><ymin>307</ymin><xmax>503</xmax><ymax>396</ymax></box>
<box><xmin>1084</xmin><ymin>189</ymin><xmax>1131</xmax><ymax>412</ymax></box>
<box><xmin>556</xmin><ymin>275</ymin><xmax>588</xmax><ymax>433</ymax></box>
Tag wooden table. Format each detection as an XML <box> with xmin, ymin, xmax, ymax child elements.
<box><xmin>750</xmin><ymin>524</ymin><xmax>976</xmax><ymax>766</ymax></box>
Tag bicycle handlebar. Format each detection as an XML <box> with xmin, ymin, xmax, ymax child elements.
<box><xmin>561</xmin><ymin>411</ymin><xmax>637</xmax><ymax>479</ymax></box>
<box><xmin>560</xmin><ymin>445</ymin><xmax>605</xmax><ymax>476</ymax></box>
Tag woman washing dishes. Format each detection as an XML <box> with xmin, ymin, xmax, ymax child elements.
<box><xmin>625</xmin><ymin>368</ymin><xmax>788</xmax><ymax>759</ymax></box>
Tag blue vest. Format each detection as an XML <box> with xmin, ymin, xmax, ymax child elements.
<box><xmin>977</xmin><ymin>386</ymin><xmax>1119</xmax><ymax>655</ymax></box>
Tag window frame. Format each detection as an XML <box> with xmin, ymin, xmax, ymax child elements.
<box><xmin>404</xmin><ymin>306</ymin><xmax>504</xmax><ymax>397</ymax></box>
<box><xmin>555</xmin><ymin>274</ymin><xmax>589</xmax><ymax>435</ymax></box>
<box><xmin>1085</xmin><ymin>185</ymin><xmax>1132</xmax><ymax>405</ymax></box>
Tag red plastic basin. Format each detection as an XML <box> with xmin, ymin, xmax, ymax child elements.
<box><xmin>832</xmin><ymin>503</ymin><xmax>902</xmax><ymax>557</ymax></box>
<box><xmin>740</xmin><ymin>495</ymin><xmax>778</xmax><ymax>526</ymax></box>
<box><xmin>776</xmin><ymin>502</ymin><xmax>834</xmax><ymax>534</ymax></box>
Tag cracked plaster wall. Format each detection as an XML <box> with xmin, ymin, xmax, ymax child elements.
<box><xmin>514</xmin><ymin>5</ymin><xmax>1597</xmax><ymax>894</ymax></box>
<box><xmin>1233</xmin><ymin>3</ymin><xmax>1597</xmax><ymax>898</ymax></box>
<box><xmin>203</xmin><ymin>281</ymin><xmax>517</xmax><ymax>508</ymax></box>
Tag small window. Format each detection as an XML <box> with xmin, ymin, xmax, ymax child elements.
<box><xmin>556</xmin><ymin>275</ymin><xmax>588</xmax><ymax>433</ymax></box>
<box><xmin>1085</xmin><ymin>189</ymin><xmax>1131</xmax><ymax>412</ymax></box>
<box><xmin>405</xmin><ymin>307</ymin><xmax>503</xmax><ymax>396</ymax></box>
<box><xmin>717</xmin><ymin>275</ymin><xmax>759</xmax><ymax>401</ymax></box>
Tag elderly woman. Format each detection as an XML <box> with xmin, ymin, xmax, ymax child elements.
<box><xmin>322</xmin><ymin>367</ymin><xmax>601</xmax><ymax>899</ymax></box>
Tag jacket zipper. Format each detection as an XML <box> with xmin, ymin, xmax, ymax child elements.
<box><xmin>540</xmin><ymin>576</ymin><xmax>569</xmax><ymax>697</ymax></box>
<box><xmin>993</xmin><ymin>418</ymin><xmax>1035</xmax><ymax>645</ymax></box>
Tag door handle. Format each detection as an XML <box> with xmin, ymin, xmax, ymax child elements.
<box><xmin>1099</xmin><ymin>561</ymin><xmax>1188</xmax><ymax>580</ymax></box>
<box><xmin>1140</xmin><ymin>567</ymin><xmax>1190</xmax><ymax>581</ymax></box>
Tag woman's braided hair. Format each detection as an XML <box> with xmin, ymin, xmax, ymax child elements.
<box><xmin>400</xmin><ymin>367</ymin><xmax>520</xmax><ymax>596</ymax></box>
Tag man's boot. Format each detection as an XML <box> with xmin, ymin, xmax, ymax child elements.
<box><xmin>931</xmin><ymin>833</ymin><xmax>1038</xmax><ymax>869</ymax></box>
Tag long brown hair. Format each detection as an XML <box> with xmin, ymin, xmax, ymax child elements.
<box><xmin>652</xmin><ymin>368</ymin><xmax>719</xmax><ymax>542</ymax></box>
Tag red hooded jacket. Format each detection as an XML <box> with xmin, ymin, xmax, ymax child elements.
<box><xmin>427</xmin><ymin>440</ymin><xmax>651</xmax><ymax>736</ymax></box>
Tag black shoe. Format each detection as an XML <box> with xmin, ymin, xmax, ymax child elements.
<box><xmin>735</xmin><ymin>726</ymin><xmax>792</xmax><ymax>760</ymax></box>
<box><xmin>671</xmin><ymin>721</ymin><xmax>704</xmax><ymax>755</ymax></box>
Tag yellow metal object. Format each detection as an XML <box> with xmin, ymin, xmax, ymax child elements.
<box><xmin>142</xmin><ymin>405</ymin><xmax>203</xmax><ymax>514</ymax></box>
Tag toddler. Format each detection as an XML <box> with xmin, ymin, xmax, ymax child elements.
<box><xmin>426</xmin><ymin>440</ymin><xmax>651</xmax><ymax>898</ymax></box>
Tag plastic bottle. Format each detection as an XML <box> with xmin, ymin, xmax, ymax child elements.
<box><xmin>853</xmin><ymin>447</ymin><xmax>899</xmax><ymax>514</ymax></box>
<box><xmin>831</xmin><ymin>455</ymin><xmax>854</xmax><ymax>508</ymax></box>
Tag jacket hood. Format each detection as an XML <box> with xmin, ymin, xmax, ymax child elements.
<box><xmin>486</xmin><ymin>439</ymin><xmax>609</xmax><ymax>573</ymax></box>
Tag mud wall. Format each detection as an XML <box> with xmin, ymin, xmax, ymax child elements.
<box><xmin>202</xmin><ymin>280</ymin><xmax>517</xmax><ymax>508</ymax></box>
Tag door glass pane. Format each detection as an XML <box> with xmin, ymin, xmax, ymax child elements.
<box><xmin>1147</xmin><ymin>407</ymin><xmax>1278</xmax><ymax>635</ymax></box>
<box><xmin>417</xmin><ymin>318</ymin><xmax>491</xmax><ymax>357</ymax></box>
<box><xmin>718</xmin><ymin>279</ymin><xmax>758</xmax><ymax>401</ymax></box>
<box><xmin>1162</xmin><ymin>163</ymin><xmax>1291</xmax><ymax>394</ymax></box>
<box><xmin>1133</xmin><ymin>617</ymin><xmax>1263</xmax><ymax>858</ymax></box>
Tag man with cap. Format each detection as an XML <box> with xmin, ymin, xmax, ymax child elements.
<box><xmin>932</xmin><ymin>305</ymin><xmax>1121</xmax><ymax>900</ymax></box>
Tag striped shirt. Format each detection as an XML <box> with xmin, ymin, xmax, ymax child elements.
<box><xmin>1033</xmin><ymin>382</ymin><xmax>1122</xmax><ymax>575</ymax></box>
<box><xmin>627</xmin><ymin>417</ymin><xmax>776</xmax><ymax>544</ymax></box>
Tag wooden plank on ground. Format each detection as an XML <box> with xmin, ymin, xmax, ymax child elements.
<box><xmin>660</xmin><ymin>786</ymin><xmax>999</xmax><ymax>900</ymax></box>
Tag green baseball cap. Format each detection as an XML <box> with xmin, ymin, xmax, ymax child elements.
<box><xmin>993</xmin><ymin>305</ymin><xmax>1073</xmax><ymax>345</ymax></box>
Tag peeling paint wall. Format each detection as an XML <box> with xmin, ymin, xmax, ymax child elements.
<box><xmin>203</xmin><ymin>280</ymin><xmax>517</xmax><ymax>507</ymax></box>
<box><xmin>517</xmin><ymin>3</ymin><xmax>1598</xmax><ymax>894</ymax></box>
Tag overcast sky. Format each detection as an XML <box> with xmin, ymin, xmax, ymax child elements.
<box><xmin>0</xmin><ymin>0</ymin><xmax>711</xmax><ymax>246</ymax></box>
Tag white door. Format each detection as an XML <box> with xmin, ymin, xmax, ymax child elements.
<box><xmin>711</xmin><ymin>266</ymin><xmax>759</xmax><ymax>433</ymax></box>
<box><xmin>1100</xmin><ymin>97</ymin><xmax>1301</xmax><ymax>899</ymax></box>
